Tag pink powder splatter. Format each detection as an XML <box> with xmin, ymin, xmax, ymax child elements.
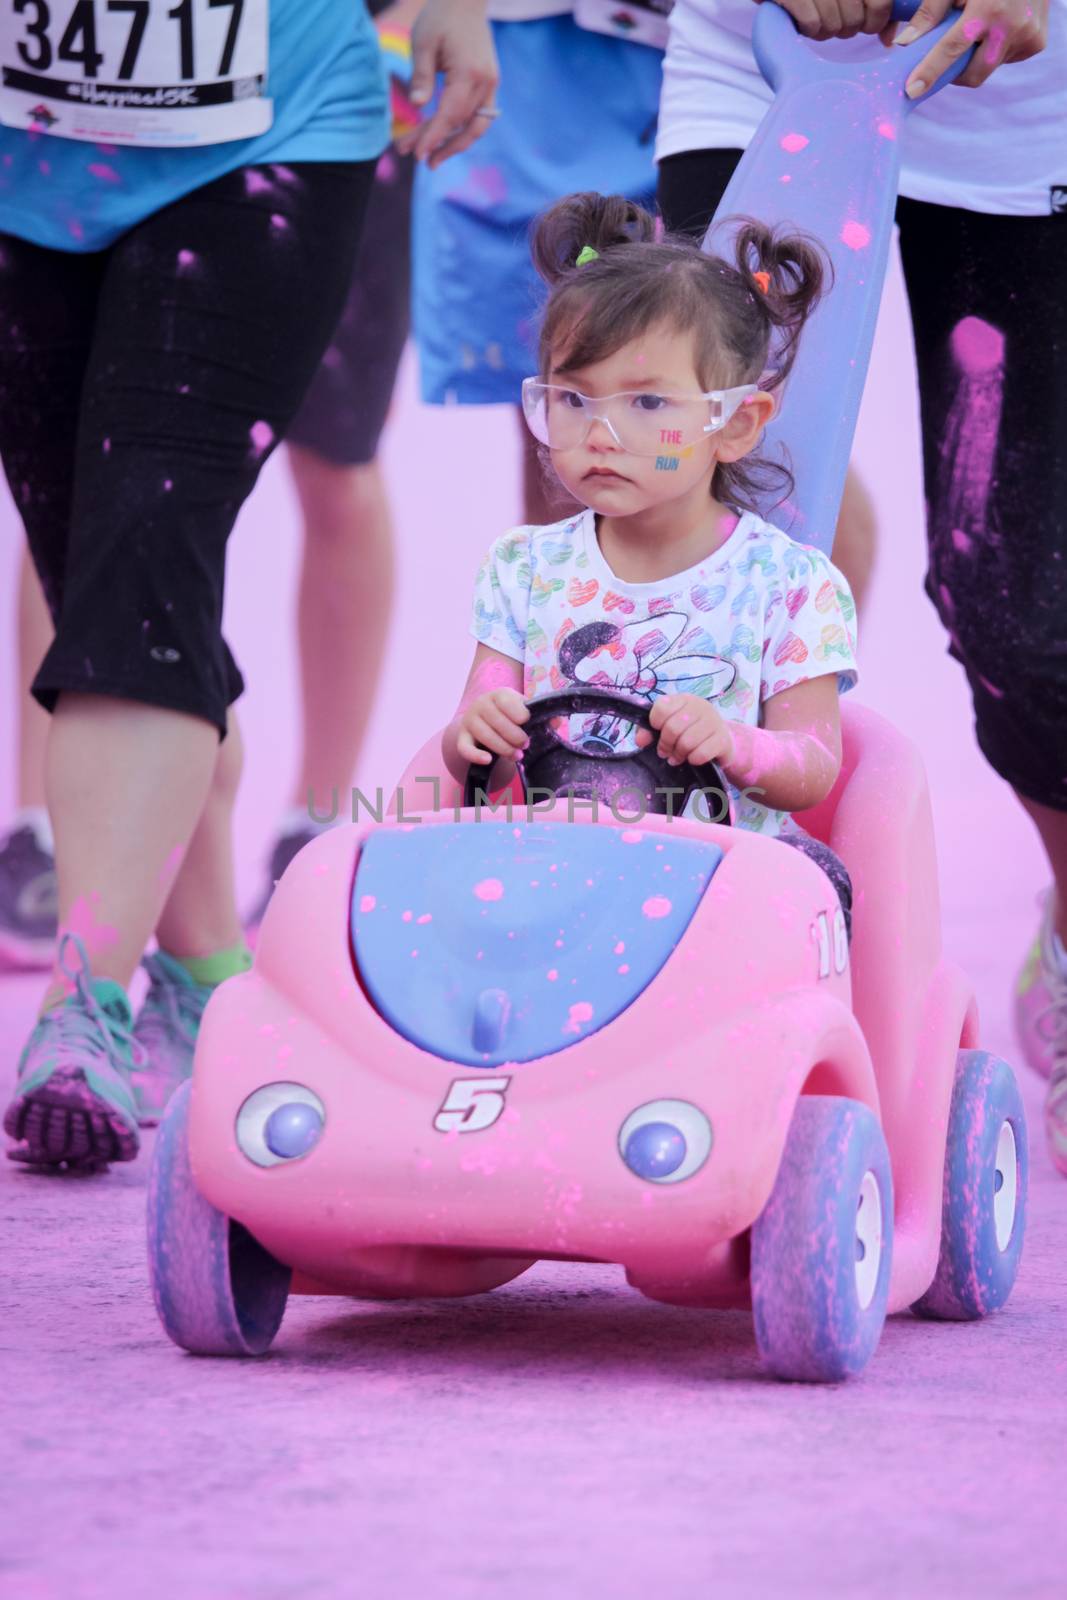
<box><xmin>841</xmin><ymin>221</ymin><xmax>871</xmax><ymax>251</ymax></box>
<box><xmin>402</xmin><ymin>911</ymin><xmax>413</xmax><ymax>922</ymax></box>
<box><xmin>102</xmin><ymin>439</ymin><xmax>111</xmax><ymax>455</ymax></box>
<box><xmin>951</xmin><ymin>315</ymin><xmax>1004</xmax><ymax>377</ymax></box>
<box><xmin>67</xmin><ymin>218</ymin><xmax>84</xmax><ymax>243</ymax></box>
<box><xmin>417</xmin><ymin>913</ymin><xmax>432</xmax><ymax>925</ymax></box>
<box><xmin>546</xmin><ymin>969</ymin><xmax>559</xmax><ymax>981</ymax></box>
<box><xmin>978</xmin><ymin>676</ymin><xmax>1006</xmax><ymax>701</ymax></box>
<box><xmin>877</xmin><ymin>120</ymin><xmax>897</xmax><ymax>141</ymax></box>
<box><xmin>245</xmin><ymin>170</ymin><xmax>274</xmax><ymax>197</ymax></box>
<box><xmin>360</xmin><ymin>894</ymin><xmax>376</xmax><ymax>913</ymax></box>
<box><xmin>642</xmin><ymin>896</ymin><xmax>672</xmax><ymax>920</ymax></box>
<box><xmin>38</xmin><ymin>159</ymin><xmax>51</xmax><ymax>176</ymax></box>
<box><xmin>780</xmin><ymin>132</ymin><xmax>809</xmax><ymax>154</ymax></box>
<box><xmin>563</xmin><ymin>1002</ymin><xmax>594</xmax><ymax>1036</ymax></box>
<box><xmin>88</xmin><ymin>163</ymin><xmax>120</xmax><ymax>184</ymax></box>
<box><xmin>474</xmin><ymin>878</ymin><xmax>504</xmax><ymax>902</ymax></box>
<box><xmin>249</xmin><ymin>421</ymin><xmax>274</xmax><ymax>458</ymax></box>
<box><xmin>177</xmin><ymin>249</ymin><xmax>198</xmax><ymax>273</ymax></box>
<box><xmin>614</xmin><ymin>941</ymin><xmax>625</xmax><ymax>954</ymax></box>
<box><xmin>779</xmin><ymin>174</ymin><xmax>792</xmax><ymax>184</ymax></box>
<box><xmin>620</xmin><ymin>830</ymin><xmax>644</xmax><ymax>845</ymax></box>
<box><xmin>270</xmin><ymin>213</ymin><xmax>289</xmax><ymax>233</ymax></box>
<box><xmin>618</xmin><ymin>964</ymin><xmax>630</xmax><ymax>975</ymax></box>
<box><xmin>952</xmin><ymin>528</ymin><xmax>973</xmax><ymax>554</ymax></box>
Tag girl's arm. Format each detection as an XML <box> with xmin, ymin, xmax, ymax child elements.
<box><xmin>725</xmin><ymin>676</ymin><xmax>843</xmax><ymax>813</ymax></box>
<box><xmin>638</xmin><ymin>676</ymin><xmax>844</xmax><ymax>812</ymax></box>
<box><xmin>442</xmin><ymin>644</ymin><xmax>527</xmax><ymax>785</ymax></box>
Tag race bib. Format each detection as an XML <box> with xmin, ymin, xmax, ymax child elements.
<box><xmin>0</xmin><ymin>0</ymin><xmax>272</xmax><ymax>146</ymax></box>
<box><xmin>572</xmin><ymin>0</ymin><xmax>673</xmax><ymax>52</ymax></box>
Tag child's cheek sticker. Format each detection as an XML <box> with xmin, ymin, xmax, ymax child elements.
<box><xmin>655</xmin><ymin>446</ymin><xmax>695</xmax><ymax>471</ymax></box>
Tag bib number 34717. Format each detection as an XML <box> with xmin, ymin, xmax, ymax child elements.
<box><xmin>0</xmin><ymin>0</ymin><xmax>272</xmax><ymax>147</ymax></box>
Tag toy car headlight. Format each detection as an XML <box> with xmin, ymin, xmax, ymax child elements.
<box><xmin>618</xmin><ymin>1099</ymin><xmax>713</xmax><ymax>1184</ymax></box>
<box><xmin>236</xmin><ymin>1083</ymin><xmax>326</xmax><ymax>1168</ymax></box>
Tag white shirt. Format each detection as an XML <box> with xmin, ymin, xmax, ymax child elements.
<box><xmin>470</xmin><ymin>507</ymin><xmax>858</xmax><ymax>836</ymax></box>
<box><xmin>656</xmin><ymin>0</ymin><xmax>1067</xmax><ymax>215</ymax></box>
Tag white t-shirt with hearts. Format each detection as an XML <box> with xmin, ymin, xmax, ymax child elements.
<box><xmin>470</xmin><ymin>506</ymin><xmax>858</xmax><ymax>836</ymax></box>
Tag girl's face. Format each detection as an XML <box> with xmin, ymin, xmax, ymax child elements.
<box><xmin>544</xmin><ymin>323</ymin><xmax>760</xmax><ymax>519</ymax></box>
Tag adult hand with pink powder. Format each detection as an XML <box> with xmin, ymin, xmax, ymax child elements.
<box><xmin>890</xmin><ymin>0</ymin><xmax>1049</xmax><ymax>98</ymax></box>
<box><xmin>397</xmin><ymin>0</ymin><xmax>500</xmax><ymax>171</ymax></box>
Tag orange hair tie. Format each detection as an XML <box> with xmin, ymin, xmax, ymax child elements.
<box><xmin>753</xmin><ymin>270</ymin><xmax>771</xmax><ymax>294</ymax></box>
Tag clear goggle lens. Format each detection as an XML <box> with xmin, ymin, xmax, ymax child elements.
<box><xmin>521</xmin><ymin>379</ymin><xmax>758</xmax><ymax>457</ymax></box>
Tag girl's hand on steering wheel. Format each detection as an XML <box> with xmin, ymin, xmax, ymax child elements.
<box><xmin>636</xmin><ymin>694</ymin><xmax>736</xmax><ymax>769</ymax></box>
<box><xmin>891</xmin><ymin>0</ymin><xmax>1049</xmax><ymax>98</ymax></box>
<box><xmin>455</xmin><ymin>688</ymin><xmax>530</xmax><ymax>766</ymax></box>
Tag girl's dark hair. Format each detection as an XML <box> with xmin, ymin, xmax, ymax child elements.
<box><xmin>530</xmin><ymin>192</ymin><xmax>831</xmax><ymax>514</ymax></box>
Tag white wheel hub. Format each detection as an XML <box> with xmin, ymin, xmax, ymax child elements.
<box><xmin>854</xmin><ymin>1170</ymin><xmax>883</xmax><ymax>1310</ymax></box>
<box><xmin>993</xmin><ymin>1119</ymin><xmax>1018</xmax><ymax>1252</ymax></box>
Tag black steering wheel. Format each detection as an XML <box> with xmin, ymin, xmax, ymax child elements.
<box><xmin>463</xmin><ymin>688</ymin><xmax>731</xmax><ymax>825</ymax></box>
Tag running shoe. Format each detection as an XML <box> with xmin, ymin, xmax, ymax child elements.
<box><xmin>3</xmin><ymin>932</ymin><xmax>142</xmax><ymax>1168</ymax></box>
<box><xmin>0</xmin><ymin>819</ymin><xmax>57</xmax><ymax>971</ymax></box>
<box><xmin>1013</xmin><ymin>891</ymin><xmax>1067</xmax><ymax>1080</ymax></box>
<box><xmin>130</xmin><ymin>948</ymin><xmax>214</xmax><ymax>1126</ymax></box>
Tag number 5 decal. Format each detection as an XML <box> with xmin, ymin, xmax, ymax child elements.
<box><xmin>434</xmin><ymin>1077</ymin><xmax>511</xmax><ymax>1134</ymax></box>
<box><xmin>812</xmin><ymin>907</ymin><xmax>849</xmax><ymax>979</ymax></box>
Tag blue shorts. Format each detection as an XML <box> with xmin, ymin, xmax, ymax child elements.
<box><xmin>413</xmin><ymin>16</ymin><xmax>662</xmax><ymax>406</ymax></box>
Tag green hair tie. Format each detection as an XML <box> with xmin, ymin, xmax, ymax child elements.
<box><xmin>575</xmin><ymin>245</ymin><xmax>600</xmax><ymax>267</ymax></box>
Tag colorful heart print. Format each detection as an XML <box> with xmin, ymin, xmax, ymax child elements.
<box><xmin>815</xmin><ymin>579</ymin><xmax>837</xmax><ymax>613</ymax></box>
<box><xmin>773</xmin><ymin>631</ymin><xmax>809</xmax><ymax>666</ymax></box>
<box><xmin>540</xmin><ymin>537</ymin><xmax>575</xmax><ymax>566</ymax></box>
<box><xmin>730</xmin><ymin>583</ymin><xmax>760</xmax><ymax>619</ymax></box>
<box><xmin>691</xmin><ymin>582</ymin><xmax>727</xmax><ymax>612</ymax></box>
<box><xmin>554</xmin><ymin>617</ymin><xmax>575</xmax><ymax>651</ymax></box>
<box><xmin>603</xmin><ymin>590</ymin><xmax>636</xmax><ymax>614</ymax></box>
<box><xmin>568</xmin><ymin>577</ymin><xmax>599</xmax><ymax>606</ymax></box>
<box><xmin>786</xmin><ymin>585</ymin><xmax>809</xmax><ymax>618</ymax></box>
<box><xmin>531</xmin><ymin>574</ymin><xmax>565</xmax><ymax>606</ymax></box>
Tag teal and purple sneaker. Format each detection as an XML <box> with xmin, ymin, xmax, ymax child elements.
<box><xmin>1013</xmin><ymin>892</ymin><xmax>1067</xmax><ymax>1081</ymax></box>
<box><xmin>3</xmin><ymin>932</ymin><xmax>142</xmax><ymax>1168</ymax></box>
<box><xmin>130</xmin><ymin>949</ymin><xmax>214</xmax><ymax>1126</ymax></box>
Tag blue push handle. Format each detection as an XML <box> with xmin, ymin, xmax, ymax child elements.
<box><xmin>703</xmin><ymin>1</ymin><xmax>975</xmax><ymax>553</ymax></box>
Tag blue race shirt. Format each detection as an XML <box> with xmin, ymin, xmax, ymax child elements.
<box><xmin>0</xmin><ymin>0</ymin><xmax>389</xmax><ymax>251</ymax></box>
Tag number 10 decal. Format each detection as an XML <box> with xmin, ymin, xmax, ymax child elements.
<box><xmin>812</xmin><ymin>907</ymin><xmax>848</xmax><ymax>979</ymax></box>
<box><xmin>434</xmin><ymin>1077</ymin><xmax>511</xmax><ymax>1134</ymax></box>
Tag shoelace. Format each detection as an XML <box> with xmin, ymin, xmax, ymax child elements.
<box><xmin>47</xmin><ymin>931</ymin><xmax>148</xmax><ymax>1071</ymax></box>
<box><xmin>137</xmin><ymin>952</ymin><xmax>210</xmax><ymax>1048</ymax></box>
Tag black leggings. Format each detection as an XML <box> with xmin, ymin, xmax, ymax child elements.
<box><xmin>659</xmin><ymin>149</ymin><xmax>1067</xmax><ymax>814</ymax></box>
<box><xmin>0</xmin><ymin>159</ymin><xmax>376</xmax><ymax>740</ymax></box>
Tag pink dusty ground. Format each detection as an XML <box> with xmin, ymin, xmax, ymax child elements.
<box><xmin>1</xmin><ymin>249</ymin><xmax>1065</xmax><ymax>1597</ymax></box>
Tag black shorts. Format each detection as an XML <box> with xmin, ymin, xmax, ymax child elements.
<box><xmin>286</xmin><ymin>147</ymin><xmax>414</xmax><ymax>467</ymax></box>
<box><xmin>0</xmin><ymin>159</ymin><xmax>376</xmax><ymax>741</ymax></box>
<box><xmin>659</xmin><ymin>149</ymin><xmax>1067</xmax><ymax>813</ymax></box>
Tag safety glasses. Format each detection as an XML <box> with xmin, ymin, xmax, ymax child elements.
<box><xmin>521</xmin><ymin>378</ymin><xmax>758</xmax><ymax>457</ymax></box>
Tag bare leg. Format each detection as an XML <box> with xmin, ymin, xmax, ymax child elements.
<box><xmin>154</xmin><ymin>708</ymin><xmax>245</xmax><ymax>959</ymax></box>
<box><xmin>17</xmin><ymin>548</ymin><xmax>52</xmax><ymax>810</ymax></box>
<box><xmin>41</xmin><ymin>694</ymin><xmax>217</xmax><ymax>1009</ymax></box>
<box><xmin>1017</xmin><ymin>794</ymin><xmax>1067</xmax><ymax>947</ymax></box>
<box><xmin>830</xmin><ymin>465</ymin><xmax>878</xmax><ymax>616</ymax></box>
<box><xmin>288</xmin><ymin>444</ymin><xmax>396</xmax><ymax>811</ymax></box>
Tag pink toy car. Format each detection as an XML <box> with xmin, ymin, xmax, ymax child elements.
<box><xmin>147</xmin><ymin>688</ymin><xmax>1028</xmax><ymax>1381</ymax></box>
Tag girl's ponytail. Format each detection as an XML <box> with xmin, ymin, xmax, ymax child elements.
<box><xmin>531</xmin><ymin>192</ymin><xmax>657</xmax><ymax>287</ymax></box>
<box><xmin>730</xmin><ymin>219</ymin><xmax>830</xmax><ymax>390</ymax></box>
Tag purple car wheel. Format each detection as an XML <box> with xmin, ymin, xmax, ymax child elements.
<box><xmin>911</xmin><ymin>1050</ymin><xmax>1028</xmax><ymax>1321</ymax></box>
<box><xmin>751</xmin><ymin>1095</ymin><xmax>894</xmax><ymax>1382</ymax></box>
<box><xmin>147</xmin><ymin>1081</ymin><xmax>291</xmax><ymax>1356</ymax></box>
